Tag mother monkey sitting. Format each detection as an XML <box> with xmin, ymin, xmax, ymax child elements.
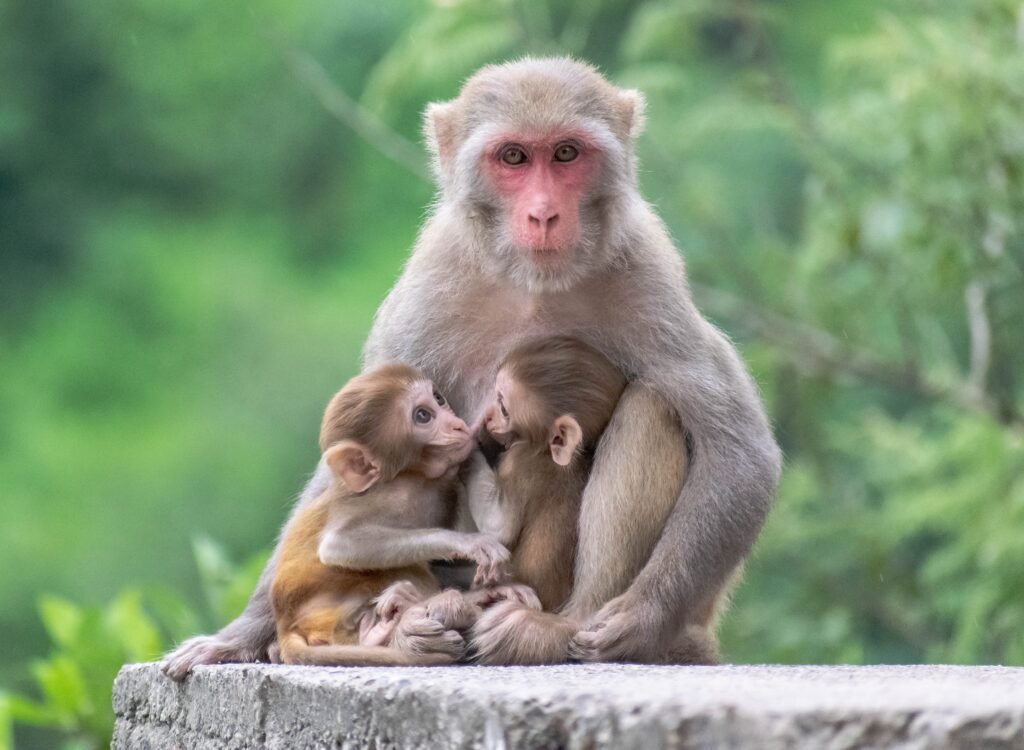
<box><xmin>164</xmin><ymin>57</ymin><xmax>781</xmax><ymax>676</ymax></box>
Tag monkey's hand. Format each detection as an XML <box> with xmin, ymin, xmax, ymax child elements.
<box><xmin>463</xmin><ymin>534</ymin><xmax>511</xmax><ymax>587</ymax></box>
<box><xmin>465</xmin><ymin>584</ymin><xmax>541</xmax><ymax>612</ymax></box>
<box><xmin>568</xmin><ymin>592</ymin><xmax>663</xmax><ymax>663</ymax></box>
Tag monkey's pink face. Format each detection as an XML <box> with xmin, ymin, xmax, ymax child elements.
<box><xmin>406</xmin><ymin>380</ymin><xmax>474</xmax><ymax>475</ymax></box>
<box><xmin>484</xmin><ymin>134</ymin><xmax>599</xmax><ymax>266</ymax></box>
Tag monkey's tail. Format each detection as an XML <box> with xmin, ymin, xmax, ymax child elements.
<box><xmin>469</xmin><ymin>601</ymin><xmax>577</xmax><ymax>665</ymax></box>
<box><xmin>278</xmin><ymin>633</ymin><xmax>456</xmax><ymax>667</ymax></box>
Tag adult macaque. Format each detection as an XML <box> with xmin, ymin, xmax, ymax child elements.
<box><xmin>467</xmin><ymin>337</ymin><xmax>626</xmax><ymax>664</ymax></box>
<box><xmin>164</xmin><ymin>57</ymin><xmax>780</xmax><ymax>678</ymax></box>
<box><xmin>271</xmin><ymin>364</ymin><xmax>508</xmax><ymax>666</ymax></box>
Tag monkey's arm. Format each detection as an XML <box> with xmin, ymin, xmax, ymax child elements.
<box><xmin>571</xmin><ymin>304</ymin><xmax>781</xmax><ymax>662</ymax></box>
<box><xmin>318</xmin><ymin>525</ymin><xmax>510</xmax><ymax>585</ymax></box>
<box><xmin>464</xmin><ymin>454</ymin><xmax>522</xmax><ymax>546</ymax></box>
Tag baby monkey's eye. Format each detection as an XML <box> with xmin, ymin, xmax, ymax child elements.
<box><xmin>414</xmin><ymin>407</ymin><xmax>433</xmax><ymax>424</ymax></box>
<box><xmin>499</xmin><ymin>402</ymin><xmax>509</xmax><ymax>418</ymax></box>
<box><xmin>433</xmin><ymin>390</ymin><xmax>446</xmax><ymax>406</ymax></box>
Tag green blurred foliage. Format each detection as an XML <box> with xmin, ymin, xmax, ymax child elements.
<box><xmin>0</xmin><ymin>540</ymin><xmax>263</xmax><ymax>749</ymax></box>
<box><xmin>2</xmin><ymin>0</ymin><xmax>1022</xmax><ymax>746</ymax></box>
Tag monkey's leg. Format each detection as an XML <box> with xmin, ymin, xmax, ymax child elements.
<box><xmin>563</xmin><ymin>385</ymin><xmax>688</xmax><ymax>622</ymax></box>
<box><xmin>391</xmin><ymin>604</ymin><xmax>468</xmax><ymax>661</ymax></box>
<box><xmin>279</xmin><ymin>633</ymin><xmax>456</xmax><ymax>667</ymax></box>
<box><xmin>659</xmin><ymin>563</ymin><xmax>744</xmax><ymax>665</ymax></box>
<box><xmin>661</xmin><ymin>625</ymin><xmax>722</xmax><ymax>665</ymax></box>
<box><xmin>162</xmin><ymin>460</ymin><xmax>332</xmax><ymax>680</ymax></box>
<box><xmin>469</xmin><ymin>602</ymin><xmax>578</xmax><ymax>666</ymax></box>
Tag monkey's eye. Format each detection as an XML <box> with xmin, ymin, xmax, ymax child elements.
<box><xmin>499</xmin><ymin>402</ymin><xmax>509</xmax><ymax>418</ymax></box>
<box><xmin>500</xmin><ymin>146</ymin><xmax>528</xmax><ymax>166</ymax></box>
<box><xmin>433</xmin><ymin>390</ymin><xmax>446</xmax><ymax>407</ymax></box>
<box><xmin>414</xmin><ymin>407</ymin><xmax>433</xmax><ymax>425</ymax></box>
<box><xmin>553</xmin><ymin>144</ymin><xmax>579</xmax><ymax>163</ymax></box>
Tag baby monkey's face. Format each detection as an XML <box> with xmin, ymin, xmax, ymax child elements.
<box><xmin>478</xmin><ymin>366</ymin><xmax>584</xmax><ymax>470</ymax></box>
<box><xmin>480</xmin><ymin>368</ymin><xmax>528</xmax><ymax>448</ymax></box>
<box><xmin>405</xmin><ymin>379</ymin><xmax>474</xmax><ymax>474</ymax></box>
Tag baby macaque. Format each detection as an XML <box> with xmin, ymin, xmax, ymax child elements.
<box><xmin>271</xmin><ymin>364</ymin><xmax>511</xmax><ymax>666</ymax></box>
<box><xmin>469</xmin><ymin>337</ymin><xmax>626</xmax><ymax>663</ymax></box>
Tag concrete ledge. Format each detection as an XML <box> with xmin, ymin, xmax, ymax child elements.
<box><xmin>113</xmin><ymin>663</ymin><xmax>1024</xmax><ymax>749</ymax></box>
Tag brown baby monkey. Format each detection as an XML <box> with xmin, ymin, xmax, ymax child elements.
<box><xmin>271</xmin><ymin>364</ymin><xmax>512</xmax><ymax>666</ymax></box>
<box><xmin>468</xmin><ymin>337</ymin><xmax>626</xmax><ymax>664</ymax></box>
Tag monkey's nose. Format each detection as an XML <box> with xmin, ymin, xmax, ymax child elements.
<box><xmin>528</xmin><ymin>211</ymin><xmax>560</xmax><ymax>230</ymax></box>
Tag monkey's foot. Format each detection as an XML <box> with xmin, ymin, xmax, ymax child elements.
<box><xmin>424</xmin><ymin>589</ymin><xmax>479</xmax><ymax>631</ymax></box>
<box><xmin>470</xmin><ymin>602</ymin><xmax>577</xmax><ymax>665</ymax></box>
<box><xmin>466</xmin><ymin>583</ymin><xmax>542</xmax><ymax>612</ymax></box>
<box><xmin>392</xmin><ymin>606</ymin><xmax>466</xmax><ymax>661</ymax></box>
<box><xmin>568</xmin><ymin>593</ymin><xmax>662</xmax><ymax>663</ymax></box>
<box><xmin>374</xmin><ymin>580</ymin><xmax>426</xmax><ymax>622</ymax></box>
<box><xmin>661</xmin><ymin>625</ymin><xmax>722</xmax><ymax>666</ymax></box>
<box><xmin>161</xmin><ymin>635</ymin><xmax>262</xmax><ymax>682</ymax></box>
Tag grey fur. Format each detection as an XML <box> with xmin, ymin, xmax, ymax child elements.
<box><xmin>161</xmin><ymin>57</ymin><xmax>780</xmax><ymax>676</ymax></box>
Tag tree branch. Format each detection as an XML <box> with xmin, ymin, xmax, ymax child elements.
<box><xmin>692</xmin><ymin>282</ymin><xmax>1023</xmax><ymax>434</ymax></box>
<box><xmin>281</xmin><ymin>48</ymin><xmax>432</xmax><ymax>183</ymax></box>
<box><xmin>964</xmin><ymin>280</ymin><xmax>991</xmax><ymax>399</ymax></box>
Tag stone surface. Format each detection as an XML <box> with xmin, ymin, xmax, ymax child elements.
<box><xmin>113</xmin><ymin>663</ymin><xmax>1024</xmax><ymax>749</ymax></box>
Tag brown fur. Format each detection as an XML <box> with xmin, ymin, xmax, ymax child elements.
<box><xmin>496</xmin><ymin>448</ymin><xmax>584</xmax><ymax>611</ymax></box>
<box><xmin>270</xmin><ymin>365</ymin><xmax>506</xmax><ymax>667</ymax></box>
<box><xmin>471</xmin><ymin>338</ymin><xmax>625</xmax><ymax>664</ymax></box>
<box><xmin>163</xmin><ymin>58</ymin><xmax>781</xmax><ymax>678</ymax></box>
<box><xmin>319</xmin><ymin>364</ymin><xmax>421</xmax><ymax>481</ymax></box>
<box><xmin>271</xmin><ymin>490</ymin><xmax>445</xmax><ymax>665</ymax></box>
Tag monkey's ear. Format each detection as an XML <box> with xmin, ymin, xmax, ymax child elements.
<box><xmin>549</xmin><ymin>416</ymin><xmax>583</xmax><ymax>467</ymax></box>
<box><xmin>324</xmin><ymin>440</ymin><xmax>382</xmax><ymax>493</ymax></box>
<box><xmin>423</xmin><ymin>100</ymin><xmax>458</xmax><ymax>173</ymax></box>
<box><xmin>616</xmin><ymin>89</ymin><xmax>647</xmax><ymax>140</ymax></box>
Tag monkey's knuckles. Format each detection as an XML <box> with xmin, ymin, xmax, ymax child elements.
<box><xmin>470</xmin><ymin>545</ymin><xmax>512</xmax><ymax>587</ymax></box>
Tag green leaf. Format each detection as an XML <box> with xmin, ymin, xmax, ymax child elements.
<box><xmin>143</xmin><ymin>586</ymin><xmax>204</xmax><ymax>642</ymax></box>
<box><xmin>106</xmin><ymin>590</ymin><xmax>162</xmax><ymax>662</ymax></box>
<box><xmin>5</xmin><ymin>693</ymin><xmax>57</xmax><ymax>726</ymax></box>
<box><xmin>0</xmin><ymin>694</ymin><xmax>11</xmax><ymax>750</ymax></box>
<box><xmin>38</xmin><ymin>596</ymin><xmax>84</xmax><ymax>649</ymax></box>
<box><xmin>30</xmin><ymin>656</ymin><xmax>91</xmax><ymax>725</ymax></box>
<box><xmin>218</xmin><ymin>549</ymin><xmax>271</xmax><ymax>626</ymax></box>
<box><xmin>192</xmin><ymin>534</ymin><xmax>235</xmax><ymax>622</ymax></box>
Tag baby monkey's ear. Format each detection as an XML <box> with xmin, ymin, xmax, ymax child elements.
<box><xmin>549</xmin><ymin>415</ymin><xmax>583</xmax><ymax>467</ymax></box>
<box><xmin>325</xmin><ymin>440</ymin><xmax>382</xmax><ymax>493</ymax></box>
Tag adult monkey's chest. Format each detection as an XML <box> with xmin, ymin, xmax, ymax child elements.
<box><xmin>425</xmin><ymin>273</ymin><xmax>633</xmax><ymax>417</ymax></box>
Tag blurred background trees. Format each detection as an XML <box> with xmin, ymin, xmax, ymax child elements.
<box><xmin>1</xmin><ymin>0</ymin><xmax>1021</xmax><ymax>746</ymax></box>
